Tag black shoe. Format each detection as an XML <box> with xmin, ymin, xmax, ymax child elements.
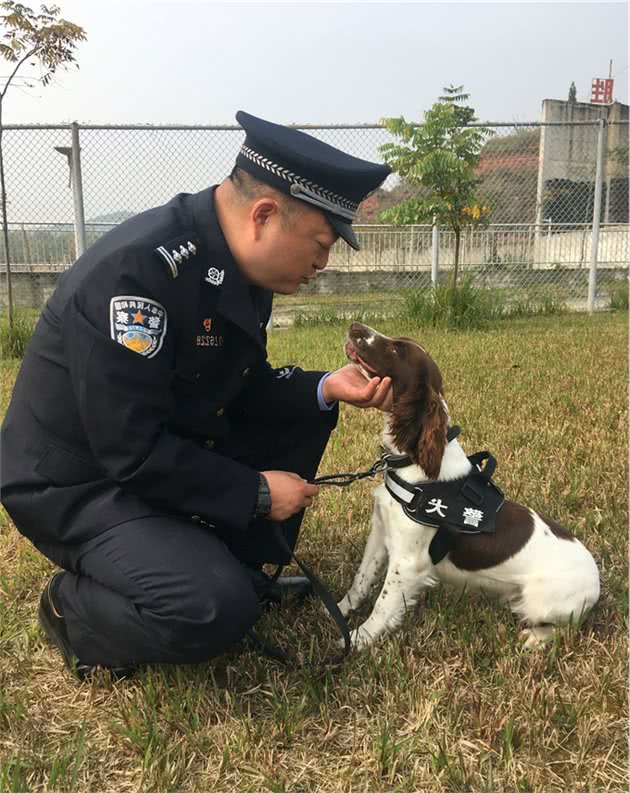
<box><xmin>38</xmin><ymin>572</ymin><xmax>135</xmax><ymax>682</ymax></box>
<box><xmin>245</xmin><ymin>568</ymin><xmax>314</xmax><ymax>609</ymax></box>
<box><xmin>266</xmin><ymin>576</ymin><xmax>314</xmax><ymax>604</ymax></box>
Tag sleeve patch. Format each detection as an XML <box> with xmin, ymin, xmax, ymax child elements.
<box><xmin>109</xmin><ymin>295</ymin><xmax>168</xmax><ymax>358</ymax></box>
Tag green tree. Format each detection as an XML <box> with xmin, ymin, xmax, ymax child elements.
<box><xmin>568</xmin><ymin>81</ymin><xmax>577</xmax><ymax>103</ymax></box>
<box><xmin>379</xmin><ymin>85</ymin><xmax>493</xmax><ymax>284</ymax></box>
<box><xmin>0</xmin><ymin>2</ymin><xmax>86</xmax><ymax>331</ymax></box>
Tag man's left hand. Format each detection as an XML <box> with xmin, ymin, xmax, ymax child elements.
<box><xmin>322</xmin><ymin>365</ymin><xmax>393</xmax><ymax>411</ymax></box>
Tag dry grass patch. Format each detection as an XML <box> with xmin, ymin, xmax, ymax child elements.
<box><xmin>0</xmin><ymin>313</ymin><xmax>627</xmax><ymax>792</ymax></box>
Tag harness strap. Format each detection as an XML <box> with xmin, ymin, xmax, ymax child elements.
<box><xmin>469</xmin><ymin>450</ymin><xmax>497</xmax><ymax>481</ymax></box>
<box><xmin>384</xmin><ymin>470</ymin><xmax>419</xmax><ymax>506</ymax></box>
<box><xmin>446</xmin><ymin>425</ymin><xmax>461</xmax><ymax>443</ymax></box>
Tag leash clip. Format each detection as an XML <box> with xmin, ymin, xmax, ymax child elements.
<box><xmin>372</xmin><ymin>455</ymin><xmax>390</xmax><ymax>475</ymax></box>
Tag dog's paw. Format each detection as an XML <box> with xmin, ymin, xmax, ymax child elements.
<box><xmin>336</xmin><ymin>596</ymin><xmax>354</xmax><ymax>619</ymax></box>
<box><xmin>519</xmin><ymin>625</ymin><xmax>555</xmax><ymax>650</ymax></box>
<box><xmin>337</xmin><ymin>627</ymin><xmax>375</xmax><ymax>652</ymax></box>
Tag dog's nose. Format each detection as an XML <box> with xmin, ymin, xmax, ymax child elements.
<box><xmin>350</xmin><ymin>322</ymin><xmax>367</xmax><ymax>337</ymax></box>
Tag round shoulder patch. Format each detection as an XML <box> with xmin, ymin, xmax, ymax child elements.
<box><xmin>109</xmin><ymin>295</ymin><xmax>168</xmax><ymax>358</ymax></box>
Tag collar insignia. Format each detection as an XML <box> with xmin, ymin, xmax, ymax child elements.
<box><xmin>205</xmin><ymin>267</ymin><xmax>224</xmax><ymax>286</ymax></box>
<box><xmin>155</xmin><ymin>239</ymin><xmax>197</xmax><ymax>279</ymax></box>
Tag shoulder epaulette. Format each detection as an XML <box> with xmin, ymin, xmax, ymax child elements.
<box><xmin>154</xmin><ymin>236</ymin><xmax>199</xmax><ymax>279</ymax></box>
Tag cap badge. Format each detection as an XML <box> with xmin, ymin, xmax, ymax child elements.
<box><xmin>205</xmin><ymin>267</ymin><xmax>225</xmax><ymax>286</ymax></box>
<box><xmin>203</xmin><ymin>318</ymin><xmax>212</xmax><ymax>332</ymax></box>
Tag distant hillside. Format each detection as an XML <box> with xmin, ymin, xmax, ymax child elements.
<box><xmin>88</xmin><ymin>210</ymin><xmax>135</xmax><ymax>224</ymax></box>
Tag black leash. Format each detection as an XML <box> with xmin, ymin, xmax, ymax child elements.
<box><xmin>247</xmin><ymin>524</ymin><xmax>351</xmax><ymax>667</ymax></box>
<box><xmin>247</xmin><ymin>457</ymin><xmax>391</xmax><ymax>667</ymax></box>
<box><xmin>309</xmin><ymin>427</ymin><xmax>461</xmax><ymax>489</ymax></box>
<box><xmin>309</xmin><ymin>456</ymin><xmax>389</xmax><ymax>488</ymax></box>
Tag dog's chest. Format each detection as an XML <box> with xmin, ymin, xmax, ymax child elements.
<box><xmin>373</xmin><ymin>484</ymin><xmax>436</xmax><ymax>559</ymax></box>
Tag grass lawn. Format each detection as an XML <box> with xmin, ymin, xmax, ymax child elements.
<box><xmin>0</xmin><ymin>312</ymin><xmax>627</xmax><ymax>792</ymax></box>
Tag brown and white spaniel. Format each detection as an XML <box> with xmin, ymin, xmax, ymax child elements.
<box><xmin>338</xmin><ymin>323</ymin><xmax>600</xmax><ymax>650</ymax></box>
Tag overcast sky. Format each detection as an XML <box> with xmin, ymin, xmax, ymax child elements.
<box><xmin>4</xmin><ymin>1</ymin><xmax>629</xmax><ymax>126</ymax></box>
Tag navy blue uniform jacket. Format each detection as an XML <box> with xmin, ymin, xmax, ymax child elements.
<box><xmin>1</xmin><ymin>187</ymin><xmax>333</xmax><ymax>546</ymax></box>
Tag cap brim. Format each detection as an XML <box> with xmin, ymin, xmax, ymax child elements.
<box><xmin>326</xmin><ymin>214</ymin><xmax>360</xmax><ymax>251</ymax></box>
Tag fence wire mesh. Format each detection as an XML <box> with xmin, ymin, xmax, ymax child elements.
<box><xmin>1</xmin><ymin>120</ymin><xmax>628</xmax><ymax>317</ymax></box>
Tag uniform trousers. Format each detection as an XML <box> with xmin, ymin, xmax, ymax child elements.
<box><xmin>33</xmin><ymin>409</ymin><xmax>337</xmax><ymax>668</ymax></box>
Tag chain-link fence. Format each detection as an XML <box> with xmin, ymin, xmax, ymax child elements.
<box><xmin>1</xmin><ymin>118</ymin><xmax>628</xmax><ymax>316</ymax></box>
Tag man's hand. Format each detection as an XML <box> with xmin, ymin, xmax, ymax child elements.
<box><xmin>322</xmin><ymin>365</ymin><xmax>393</xmax><ymax>411</ymax></box>
<box><xmin>262</xmin><ymin>470</ymin><xmax>320</xmax><ymax>521</ymax></box>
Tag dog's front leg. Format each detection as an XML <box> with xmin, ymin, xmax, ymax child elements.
<box><xmin>337</xmin><ymin>498</ymin><xmax>388</xmax><ymax>618</ymax></box>
<box><xmin>349</xmin><ymin>545</ymin><xmax>436</xmax><ymax>650</ymax></box>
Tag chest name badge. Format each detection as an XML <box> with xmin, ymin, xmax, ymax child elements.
<box><xmin>110</xmin><ymin>295</ymin><xmax>168</xmax><ymax>358</ymax></box>
<box><xmin>196</xmin><ymin>335</ymin><xmax>224</xmax><ymax>347</ymax></box>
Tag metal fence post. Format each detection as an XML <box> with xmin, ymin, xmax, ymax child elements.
<box><xmin>431</xmin><ymin>218</ymin><xmax>440</xmax><ymax>285</ymax></box>
<box><xmin>71</xmin><ymin>122</ymin><xmax>87</xmax><ymax>258</ymax></box>
<box><xmin>588</xmin><ymin>116</ymin><xmax>607</xmax><ymax>313</ymax></box>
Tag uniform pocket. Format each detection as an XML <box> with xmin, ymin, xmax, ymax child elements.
<box><xmin>35</xmin><ymin>445</ymin><xmax>102</xmax><ymax>487</ymax></box>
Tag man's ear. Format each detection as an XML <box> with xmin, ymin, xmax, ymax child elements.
<box><xmin>391</xmin><ymin>383</ymin><xmax>447</xmax><ymax>479</ymax></box>
<box><xmin>251</xmin><ymin>198</ymin><xmax>279</xmax><ymax>239</ymax></box>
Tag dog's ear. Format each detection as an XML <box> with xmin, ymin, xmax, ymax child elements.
<box><xmin>391</xmin><ymin>383</ymin><xmax>447</xmax><ymax>479</ymax></box>
<box><xmin>416</xmin><ymin>386</ymin><xmax>448</xmax><ymax>479</ymax></box>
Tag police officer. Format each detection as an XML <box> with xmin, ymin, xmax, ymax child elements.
<box><xmin>0</xmin><ymin>111</ymin><xmax>392</xmax><ymax>680</ymax></box>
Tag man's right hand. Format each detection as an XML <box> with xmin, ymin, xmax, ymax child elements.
<box><xmin>261</xmin><ymin>470</ymin><xmax>320</xmax><ymax>521</ymax></box>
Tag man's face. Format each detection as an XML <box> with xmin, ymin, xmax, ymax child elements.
<box><xmin>245</xmin><ymin>199</ymin><xmax>339</xmax><ymax>294</ymax></box>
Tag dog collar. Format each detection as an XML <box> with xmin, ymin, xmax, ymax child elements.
<box><xmin>380</xmin><ymin>426</ymin><xmax>461</xmax><ymax>470</ymax></box>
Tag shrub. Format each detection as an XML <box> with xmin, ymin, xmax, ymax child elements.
<box><xmin>0</xmin><ymin>310</ymin><xmax>38</xmax><ymax>359</ymax></box>
<box><xmin>505</xmin><ymin>291</ymin><xmax>565</xmax><ymax>318</ymax></box>
<box><xmin>402</xmin><ymin>277</ymin><xmax>501</xmax><ymax>330</ymax></box>
<box><xmin>609</xmin><ymin>280</ymin><xmax>629</xmax><ymax>311</ymax></box>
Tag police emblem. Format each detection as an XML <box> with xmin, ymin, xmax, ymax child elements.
<box><xmin>203</xmin><ymin>318</ymin><xmax>212</xmax><ymax>332</ymax></box>
<box><xmin>204</xmin><ymin>267</ymin><xmax>224</xmax><ymax>286</ymax></box>
<box><xmin>109</xmin><ymin>295</ymin><xmax>168</xmax><ymax>358</ymax></box>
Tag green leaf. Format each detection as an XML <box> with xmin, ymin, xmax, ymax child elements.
<box><xmin>379</xmin><ymin>85</ymin><xmax>494</xmax><ymax>233</ymax></box>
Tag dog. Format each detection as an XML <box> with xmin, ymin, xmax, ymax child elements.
<box><xmin>338</xmin><ymin>323</ymin><xmax>600</xmax><ymax>651</ymax></box>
